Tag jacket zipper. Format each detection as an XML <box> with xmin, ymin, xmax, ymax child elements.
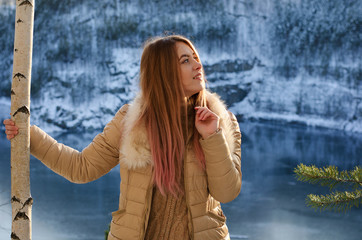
<box><xmin>140</xmin><ymin>170</ymin><xmax>154</xmax><ymax>240</ymax></box>
<box><xmin>184</xmin><ymin>147</ymin><xmax>194</xmax><ymax>240</ymax></box>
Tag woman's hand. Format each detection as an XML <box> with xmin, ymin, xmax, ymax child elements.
<box><xmin>194</xmin><ymin>107</ymin><xmax>220</xmax><ymax>139</ymax></box>
<box><xmin>3</xmin><ymin>118</ymin><xmax>19</xmax><ymax>140</ymax></box>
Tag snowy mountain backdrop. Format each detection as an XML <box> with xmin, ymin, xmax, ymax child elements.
<box><xmin>0</xmin><ymin>0</ymin><xmax>361</xmax><ymax>133</ymax></box>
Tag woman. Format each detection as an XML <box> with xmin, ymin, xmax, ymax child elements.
<box><xmin>4</xmin><ymin>35</ymin><xmax>242</xmax><ymax>240</ymax></box>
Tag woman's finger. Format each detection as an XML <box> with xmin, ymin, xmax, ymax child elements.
<box><xmin>195</xmin><ymin>107</ymin><xmax>207</xmax><ymax>117</ymax></box>
<box><xmin>199</xmin><ymin>111</ymin><xmax>209</xmax><ymax>120</ymax></box>
<box><xmin>201</xmin><ymin>112</ymin><xmax>213</xmax><ymax>120</ymax></box>
<box><xmin>6</xmin><ymin>129</ymin><xmax>18</xmax><ymax>135</ymax></box>
<box><xmin>195</xmin><ymin>106</ymin><xmax>208</xmax><ymax>112</ymax></box>
<box><xmin>195</xmin><ymin>107</ymin><xmax>202</xmax><ymax>119</ymax></box>
<box><xmin>3</xmin><ymin>119</ymin><xmax>14</xmax><ymax>125</ymax></box>
<box><xmin>6</xmin><ymin>135</ymin><xmax>14</xmax><ymax>140</ymax></box>
<box><xmin>194</xmin><ymin>107</ymin><xmax>202</xmax><ymax>114</ymax></box>
<box><xmin>5</xmin><ymin>125</ymin><xmax>18</xmax><ymax>131</ymax></box>
<box><xmin>200</xmin><ymin>108</ymin><xmax>216</xmax><ymax>120</ymax></box>
<box><xmin>199</xmin><ymin>110</ymin><xmax>208</xmax><ymax>120</ymax></box>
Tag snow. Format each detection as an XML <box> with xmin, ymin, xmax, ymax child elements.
<box><xmin>0</xmin><ymin>0</ymin><xmax>360</xmax><ymax>134</ymax></box>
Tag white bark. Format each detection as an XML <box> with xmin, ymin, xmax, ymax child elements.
<box><xmin>10</xmin><ymin>1</ymin><xmax>35</xmax><ymax>240</ymax></box>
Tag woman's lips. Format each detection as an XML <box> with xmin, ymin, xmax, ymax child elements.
<box><xmin>193</xmin><ymin>73</ymin><xmax>202</xmax><ymax>80</ymax></box>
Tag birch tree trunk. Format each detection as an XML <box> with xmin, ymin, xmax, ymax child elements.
<box><xmin>10</xmin><ymin>0</ymin><xmax>35</xmax><ymax>239</ymax></box>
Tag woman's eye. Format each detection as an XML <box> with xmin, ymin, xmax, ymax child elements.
<box><xmin>182</xmin><ymin>59</ymin><xmax>189</xmax><ymax>64</ymax></box>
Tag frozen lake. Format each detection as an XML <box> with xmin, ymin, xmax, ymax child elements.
<box><xmin>0</xmin><ymin>121</ymin><xmax>361</xmax><ymax>240</ymax></box>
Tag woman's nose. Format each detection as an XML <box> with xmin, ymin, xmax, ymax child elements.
<box><xmin>193</xmin><ymin>60</ymin><xmax>201</xmax><ymax>70</ymax></box>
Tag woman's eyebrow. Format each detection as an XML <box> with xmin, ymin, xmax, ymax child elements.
<box><xmin>179</xmin><ymin>54</ymin><xmax>190</xmax><ymax>60</ymax></box>
<box><xmin>179</xmin><ymin>52</ymin><xmax>196</xmax><ymax>60</ymax></box>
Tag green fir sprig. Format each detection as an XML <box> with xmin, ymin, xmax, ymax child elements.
<box><xmin>294</xmin><ymin>164</ymin><xmax>362</xmax><ymax>212</ymax></box>
<box><xmin>105</xmin><ymin>224</ymin><xmax>110</xmax><ymax>240</ymax></box>
<box><xmin>307</xmin><ymin>189</ymin><xmax>361</xmax><ymax>212</ymax></box>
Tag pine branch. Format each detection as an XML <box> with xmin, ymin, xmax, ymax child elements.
<box><xmin>105</xmin><ymin>224</ymin><xmax>110</xmax><ymax>240</ymax></box>
<box><xmin>294</xmin><ymin>164</ymin><xmax>362</xmax><ymax>190</ymax></box>
<box><xmin>306</xmin><ymin>189</ymin><xmax>362</xmax><ymax>212</ymax></box>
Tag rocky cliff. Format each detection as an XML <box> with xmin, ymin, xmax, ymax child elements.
<box><xmin>0</xmin><ymin>0</ymin><xmax>360</xmax><ymax>132</ymax></box>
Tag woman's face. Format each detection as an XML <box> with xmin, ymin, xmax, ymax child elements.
<box><xmin>176</xmin><ymin>42</ymin><xmax>205</xmax><ymax>97</ymax></box>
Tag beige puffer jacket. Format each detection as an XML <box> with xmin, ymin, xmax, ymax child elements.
<box><xmin>30</xmin><ymin>91</ymin><xmax>242</xmax><ymax>240</ymax></box>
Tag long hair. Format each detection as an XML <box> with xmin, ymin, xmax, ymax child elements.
<box><xmin>137</xmin><ymin>35</ymin><xmax>207</xmax><ymax>196</ymax></box>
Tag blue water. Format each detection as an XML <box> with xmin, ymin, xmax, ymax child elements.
<box><xmin>0</xmin><ymin>121</ymin><xmax>361</xmax><ymax>240</ymax></box>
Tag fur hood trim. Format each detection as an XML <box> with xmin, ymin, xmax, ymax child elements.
<box><xmin>120</xmin><ymin>91</ymin><xmax>236</xmax><ymax>169</ymax></box>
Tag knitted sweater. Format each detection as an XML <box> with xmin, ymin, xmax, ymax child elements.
<box><xmin>144</xmin><ymin>187</ymin><xmax>190</xmax><ymax>240</ymax></box>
